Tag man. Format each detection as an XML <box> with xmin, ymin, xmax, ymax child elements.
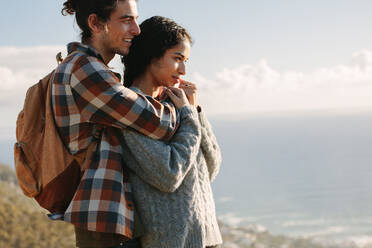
<box><xmin>55</xmin><ymin>0</ymin><xmax>192</xmax><ymax>247</ymax></box>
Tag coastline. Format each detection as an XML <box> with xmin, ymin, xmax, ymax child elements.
<box><xmin>219</xmin><ymin>220</ymin><xmax>372</xmax><ymax>248</ymax></box>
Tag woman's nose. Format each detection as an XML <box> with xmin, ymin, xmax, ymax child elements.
<box><xmin>178</xmin><ymin>63</ymin><xmax>186</xmax><ymax>75</ymax></box>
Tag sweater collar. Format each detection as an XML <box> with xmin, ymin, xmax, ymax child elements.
<box><xmin>129</xmin><ymin>86</ymin><xmax>145</xmax><ymax>95</ymax></box>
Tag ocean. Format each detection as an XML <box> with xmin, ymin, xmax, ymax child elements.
<box><xmin>210</xmin><ymin>110</ymin><xmax>372</xmax><ymax>245</ymax></box>
<box><xmin>2</xmin><ymin>110</ymin><xmax>372</xmax><ymax>245</ymax></box>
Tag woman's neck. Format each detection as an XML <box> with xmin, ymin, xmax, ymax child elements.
<box><xmin>131</xmin><ymin>73</ymin><xmax>161</xmax><ymax>98</ymax></box>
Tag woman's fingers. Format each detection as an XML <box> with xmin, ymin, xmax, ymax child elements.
<box><xmin>165</xmin><ymin>87</ymin><xmax>190</xmax><ymax>109</ymax></box>
<box><xmin>176</xmin><ymin>81</ymin><xmax>198</xmax><ymax>107</ymax></box>
<box><xmin>179</xmin><ymin>85</ymin><xmax>195</xmax><ymax>91</ymax></box>
<box><xmin>164</xmin><ymin>88</ymin><xmax>176</xmax><ymax>100</ymax></box>
<box><xmin>179</xmin><ymin>80</ymin><xmax>197</xmax><ymax>90</ymax></box>
<box><xmin>179</xmin><ymin>82</ymin><xmax>197</xmax><ymax>95</ymax></box>
<box><xmin>167</xmin><ymin>86</ymin><xmax>185</xmax><ymax>97</ymax></box>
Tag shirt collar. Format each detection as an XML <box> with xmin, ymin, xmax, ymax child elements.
<box><xmin>67</xmin><ymin>42</ymin><xmax>105</xmax><ymax>64</ymax></box>
<box><xmin>67</xmin><ymin>42</ymin><xmax>122</xmax><ymax>81</ymax></box>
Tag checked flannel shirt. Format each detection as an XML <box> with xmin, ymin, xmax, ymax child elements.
<box><xmin>51</xmin><ymin>42</ymin><xmax>179</xmax><ymax>238</ymax></box>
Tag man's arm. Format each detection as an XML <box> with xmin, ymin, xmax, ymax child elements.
<box><xmin>69</xmin><ymin>55</ymin><xmax>178</xmax><ymax>140</ymax></box>
<box><xmin>121</xmin><ymin>106</ymin><xmax>201</xmax><ymax>193</ymax></box>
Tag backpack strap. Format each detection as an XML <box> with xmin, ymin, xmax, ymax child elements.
<box><xmin>52</xmin><ymin>51</ymin><xmax>103</xmax><ymax>171</ymax></box>
<box><xmin>38</xmin><ymin>78</ymin><xmax>47</xmax><ymax>121</ymax></box>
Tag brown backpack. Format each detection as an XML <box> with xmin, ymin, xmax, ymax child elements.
<box><xmin>14</xmin><ymin>55</ymin><xmax>101</xmax><ymax>214</ymax></box>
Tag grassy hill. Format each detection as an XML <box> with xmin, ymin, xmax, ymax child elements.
<box><xmin>0</xmin><ymin>164</ymin><xmax>75</xmax><ymax>248</ymax></box>
<box><xmin>0</xmin><ymin>163</ymin><xmax>17</xmax><ymax>184</ymax></box>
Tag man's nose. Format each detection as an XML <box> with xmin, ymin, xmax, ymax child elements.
<box><xmin>131</xmin><ymin>21</ymin><xmax>141</xmax><ymax>36</ymax></box>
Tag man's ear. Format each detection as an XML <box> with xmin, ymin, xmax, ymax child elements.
<box><xmin>87</xmin><ymin>13</ymin><xmax>104</xmax><ymax>35</ymax></box>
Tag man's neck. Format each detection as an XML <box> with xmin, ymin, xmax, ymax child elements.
<box><xmin>85</xmin><ymin>40</ymin><xmax>114</xmax><ymax>65</ymax></box>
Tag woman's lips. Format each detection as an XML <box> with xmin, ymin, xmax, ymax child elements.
<box><xmin>172</xmin><ymin>76</ymin><xmax>181</xmax><ymax>82</ymax></box>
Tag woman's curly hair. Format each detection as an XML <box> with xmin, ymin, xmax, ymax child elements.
<box><xmin>122</xmin><ymin>16</ymin><xmax>192</xmax><ymax>87</ymax></box>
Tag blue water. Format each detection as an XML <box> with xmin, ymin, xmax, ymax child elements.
<box><xmin>210</xmin><ymin>111</ymin><xmax>372</xmax><ymax>243</ymax></box>
<box><xmin>2</xmin><ymin>111</ymin><xmax>372</xmax><ymax>244</ymax></box>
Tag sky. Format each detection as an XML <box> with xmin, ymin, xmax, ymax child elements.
<box><xmin>1</xmin><ymin>0</ymin><xmax>372</xmax><ymax>132</ymax></box>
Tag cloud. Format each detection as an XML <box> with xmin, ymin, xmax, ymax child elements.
<box><xmin>1</xmin><ymin>46</ymin><xmax>372</xmax><ymax>130</ymax></box>
<box><xmin>0</xmin><ymin>46</ymin><xmax>66</xmax><ymax>127</ymax></box>
<box><xmin>192</xmin><ymin>50</ymin><xmax>372</xmax><ymax>116</ymax></box>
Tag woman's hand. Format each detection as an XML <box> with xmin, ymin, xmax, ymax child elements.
<box><xmin>165</xmin><ymin>87</ymin><xmax>190</xmax><ymax>109</ymax></box>
<box><xmin>179</xmin><ymin>80</ymin><xmax>198</xmax><ymax>106</ymax></box>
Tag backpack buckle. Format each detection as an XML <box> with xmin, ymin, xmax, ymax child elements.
<box><xmin>56</xmin><ymin>52</ymin><xmax>63</xmax><ymax>65</ymax></box>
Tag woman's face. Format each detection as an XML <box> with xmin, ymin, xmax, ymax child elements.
<box><xmin>149</xmin><ymin>39</ymin><xmax>191</xmax><ymax>87</ymax></box>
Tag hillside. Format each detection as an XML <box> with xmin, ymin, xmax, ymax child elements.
<box><xmin>0</xmin><ymin>164</ymin><xmax>75</xmax><ymax>248</ymax></box>
<box><xmin>0</xmin><ymin>163</ymin><xmax>17</xmax><ymax>184</ymax></box>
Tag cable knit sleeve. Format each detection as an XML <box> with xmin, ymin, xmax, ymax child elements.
<box><xmin>198</xmin><ymin>111</ymin><xmax>222</xmax><ymax>182</ymax></box>
<box><xmin>121</xmin><ymin>105</ymin><xmax>201</xmax><ymax>193</ymax></box>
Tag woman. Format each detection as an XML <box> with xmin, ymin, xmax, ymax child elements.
<box><xmin>121</xmin><ymin>16</ymin><xmax>222</xmax><ymax>248</ymax></box>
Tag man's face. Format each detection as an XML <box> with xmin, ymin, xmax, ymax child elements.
<box><xmin>101</xmin><ymin>0</ymin><xmax>140</xmax><ymax>57</ymax></box>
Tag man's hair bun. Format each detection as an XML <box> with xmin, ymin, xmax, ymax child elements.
<box><xmin>61</xmin><ymin>0</ymin><xmax>120</xmax><ymax>43</ymax></box>
<box><xmin>61</xmin><ymin>0</ymin><xmax>78</xmax><ymax>15</ymax></box>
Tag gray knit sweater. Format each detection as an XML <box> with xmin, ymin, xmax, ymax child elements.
<box><xmin>121</xmin><ymin>88</ymin><xmax>222</xmax><ymax>248</ymax></box>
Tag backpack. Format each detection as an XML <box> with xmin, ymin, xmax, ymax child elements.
<box><xmin>14</xmin><ymin>54</ymin><xmax>102</xmax><ymax>214</ymax></box>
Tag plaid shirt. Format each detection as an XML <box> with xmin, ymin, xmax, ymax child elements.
<box><xmin>51</xmin><ymin>42</ymin><xmax>178</xmax><ymax>238</ymax></box>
